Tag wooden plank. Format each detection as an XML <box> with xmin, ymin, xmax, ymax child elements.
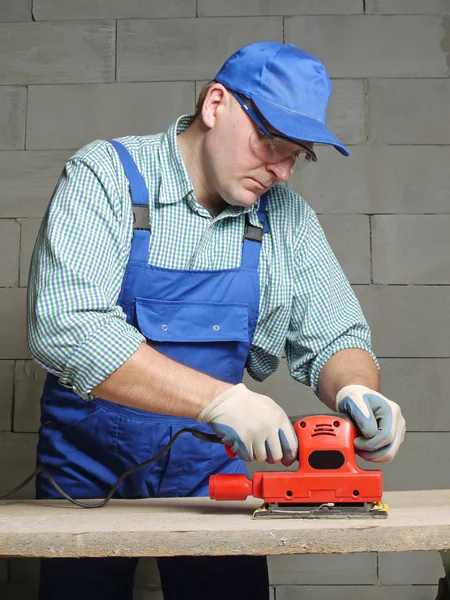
<box><xmin>0</xmin><ymin>490</ymin><xmax>449</xmax><ymax>558</ymax></box>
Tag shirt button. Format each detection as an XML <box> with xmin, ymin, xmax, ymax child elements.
<box><xmin>162</xmin><ymin>324</ymin><xmax>168</xmax><ymax>331</ymax></box>
<box><xmin>213</xmin><ymin>325</ymin><xmax>220</xmax><ymax>331</ymax></box>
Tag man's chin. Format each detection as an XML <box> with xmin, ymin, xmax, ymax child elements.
<box><xmin>227</xmin><ymin>188</ymin><xmax>260</xmax><ymax>208</ymax></box>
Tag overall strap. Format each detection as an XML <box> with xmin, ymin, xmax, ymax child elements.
<box><xmin>241</xmin><ymin>193</ymin><xmax>270</xmax><ymax>270</ymax></box>
<box><xmin>109</xmin><ymin>140</ymin><xmax>150</xmax><ymax>263</ymax></box>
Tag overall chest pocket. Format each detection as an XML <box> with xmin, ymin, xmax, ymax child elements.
<box><xmin>135</xmin><ymin>298</ymin><xmax>249</xmax><ymax>383</ymax></box>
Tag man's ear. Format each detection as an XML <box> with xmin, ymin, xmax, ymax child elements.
<box><xmin>202</xmin><ymin>83</ymin><xmax>228</xmax><ymax>129</ymax></box>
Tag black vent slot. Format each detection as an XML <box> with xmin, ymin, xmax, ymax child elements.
<box><xmin>308</xmin><ymin>450</ymin><xmax>345</xmax><ymax>470</ymax></box>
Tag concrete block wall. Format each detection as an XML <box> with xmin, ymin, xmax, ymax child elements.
<box><xmin>0</xmin><ymin>0</ymin><xmax>448</xmax><ymax>597</ymax></box>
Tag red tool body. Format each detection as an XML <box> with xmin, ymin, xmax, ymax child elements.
<box><xmin>210</xmin><ymin>415</ymin><xmax>387</xmax><ymax>519</ymax></box>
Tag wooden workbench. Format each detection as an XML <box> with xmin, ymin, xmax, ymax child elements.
<box><xmin>0</xmin><ymin>490</ymin><xmax>449</xmax><ymax>558</ymax></box>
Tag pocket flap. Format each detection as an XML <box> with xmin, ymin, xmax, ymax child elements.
<box><xmin>135</xmin><ymin>298</ymin><xmax>249</xmax><ymax>343</ymax></box>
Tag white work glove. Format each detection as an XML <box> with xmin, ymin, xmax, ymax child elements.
<box><xmin>198</xmin><ymin>383</ymin><xmax>298</xmax><ymax>465</ymax></box>
<box><xmin>335</xmin><ymin>384</ymin><xmax>406</xmax><ymax>463</ymax></box>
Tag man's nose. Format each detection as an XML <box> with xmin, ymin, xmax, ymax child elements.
<box><xmin>265</xmin><ymin>159</ymin><xmax>292</xmax><ymax>181</ymax></box>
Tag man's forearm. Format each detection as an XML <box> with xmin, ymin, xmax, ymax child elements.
<box><xmin>92</xmin><ymin>343</ymin><xmax>232</xmax><ymax>418</ymax></box>
<box><xmin>317</xmin><ymin>348</ymin><xmax>379</xmax><ymax>410</ymax></box>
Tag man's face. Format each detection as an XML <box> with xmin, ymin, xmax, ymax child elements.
<box><xmin>201</xmin><ymin>87</ymin><xmax>311</xmax><ymax>208</ymax></box>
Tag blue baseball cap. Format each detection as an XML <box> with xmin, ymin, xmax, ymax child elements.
<box><xmin>215</xmin><ymin>41</ymin><xmax>349</xmax><ymax>157</ymax></box>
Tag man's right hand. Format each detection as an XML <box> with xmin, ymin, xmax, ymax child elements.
<box><xmin>197</xmin><ymin>383</ymin><xmax>298</xmax><ymax>465</ymax></box>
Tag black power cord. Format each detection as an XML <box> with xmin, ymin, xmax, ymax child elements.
<box><xmin>0</xmin><ymin>428</ymin><xmax>224</xmax><ymax>509</ymax></box>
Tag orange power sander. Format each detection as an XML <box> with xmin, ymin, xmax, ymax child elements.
<box><xmin>209</xmin><ymin>414</ymin><xmax>388</xmax><ymax>519</ymax></box>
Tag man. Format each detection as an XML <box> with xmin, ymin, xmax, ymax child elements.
<box><xmin>27</xmin><ymin>41</ymin><xmax>406</xmax><ymax>600</ymax></box>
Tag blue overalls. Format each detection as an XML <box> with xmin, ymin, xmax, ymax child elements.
<box><xmin>36</xmin><ymin>140</ymin><xmax>270</xmax><ymax>600</ymax></box>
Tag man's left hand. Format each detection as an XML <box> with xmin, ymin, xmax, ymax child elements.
<box><xmin>335</xmin><ymin>384</ymin><xmax>406</xmax><ymax>463</ymax></box>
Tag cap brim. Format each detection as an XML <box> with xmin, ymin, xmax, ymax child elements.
<box><xmin>252</xmin><ymin>95</ymin><xmax>350</xmax><ymax>157</ymax></box>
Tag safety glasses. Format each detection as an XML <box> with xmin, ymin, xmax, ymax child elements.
<box><xmin>232</xmin><ymin>92</ymin><xmax>317</xmax><ymax>174</ymax></box>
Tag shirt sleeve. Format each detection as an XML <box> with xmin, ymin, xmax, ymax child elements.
<box><xmin>285</xmin><ymin>207</ymin><xmax>379</xmax><ymax>395</ymax></box>
<box><xmin>27</xmin><ymin>142</ymin><xmax>145</xmax><ymax>400</ymax></box>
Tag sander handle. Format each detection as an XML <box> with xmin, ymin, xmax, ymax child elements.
<box><xmin>190</xmin><ymin>430</ymin><xmax>237</xmax><ymax>458</ymax></box>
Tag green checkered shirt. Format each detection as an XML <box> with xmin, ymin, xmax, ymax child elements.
<box><xmin>27</xmin><ymin>116</ymin><xmax>377</xmax><ymax>401</ymax></box>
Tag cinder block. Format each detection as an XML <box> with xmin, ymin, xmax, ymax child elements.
<box><xmin>354</xmin><ymin>285</ymin><xmax>450</xmax><ymax>357</ymax></box>
<box><xmin>268</xmin><ymin>553</ymin><xmax>377</xmax><ymax>585</ymax></box>
<box><xmin>284</xmin><ymin>16</ymin><xmax>449</xmax><ymax>77</ymax></box>
<box><xmin>367</xmin><ymin>0</ymin><xmax>450</xmax><ymax>14</ymax></box>
<box><xmin>0</xmin><ymin>0</ymin><xmax>31</xmax><ymax>21</ymax></box>
<box><xmin>379</xmin><ymin>551</ymin><xmax>443</xmax><ymax>584</ymax></box>
<box><xmin>368</xmin><ymin>79</ymin><xmax>450</xmax><ymax>144</ymax></box>
<box><xmin>27</xmin><ymin>82</ymin><xmax>195</xmax><ymax>150</ymax></box>
<box><xmin>117</xmin><ymin>18</ymin><xmax>283</xmax><ymax>81</ymax></box>
<box><xmin>326</xmin><ymin>80</ymin><xmax>366</xmax><ymax>145</ymax></box>
<box><xmin>373</xmin><ymin>216</ymin><xmax>450</xmax><ymax>284</ymax></box>
<box><xmin>378</xmin><ymin>359</ymin><xmax>450</xmax><ymax>432</ymax></box>
<box><xmin>318</xmin><ymin>215</ymin><xmax>370</xmax><ymax>284</ymax></box>
<box><xmin>9</xmin><ymin>559</ymin><xmax>40</xmax><ymax>583</ymax></box>
<box><xmin>0</xmin><ymin>584</ymin><xmax>39</xmax><ymax>599</ymax></box>
<box><xmin>0</xmin><ymin>559</ymin><xmax>7</xmax><ymax>581</ymax></box>
<box><xmin>198</xmin><ymin>0</ymin><xmax>362</xmax><ymax>16</ymax></box>
<box><xmin>0</xmin><ymin>288</ymin><xmax>29</xmax><ymax>359</ymax></box>
<box><xmin>367</xmin><ymin>433</ymin><xmax>450</xmax><ymax>491</ymax></box>
<box><xmin>14</xmin><ymin>361</ymin><xmax>46</xmax><ymax>434</ymax></box>
<box><xmin>290</xmin><ymin>145</ymin><xmax>450</xmax><ymax>214</ymax></box>
<box><xmin>0</xmin><ymin>220</ymin><xmax>20</xmax><ymax>287</ymax></box>
<box><xmin>194</xmin><ymin>81</ymin><xmax>210</xmax><ymax>97</ymax></box>
<box><xmin>0</xmin><ymin>151</ymin><xmax>71</xmax><ymax>218</ymax></box>
<box><xmin>0</xmin><ymin>433</ymin><xmax>38</xmax><ymax>499</ymax></box>
<box><xmin>19</xmin><ymin>219</ymin><xmax>42</xmax><ymax>287</ymax></box>
<box><xmin>0</xmin><ymin>87</ymin><xmax>26</xmax><ymax>150</ymax></box>
<box><xmin>276</xmin><ymin>585</ymin><xmax>437</xmax><ymax>600</ymax></box>
<box><xmin>0</xmin><ymin>361</ymin><xmax>14</xmax><ymax>432</ymax></box>
<box><xmin>0</xmin><ymin>21</ymin><xmax>115</xmax><ymax>85</ymax></box>
<box><xmin>33</xmin><ymin>0</ymin><xmax>195</xmax><ymax>19</ymax></box>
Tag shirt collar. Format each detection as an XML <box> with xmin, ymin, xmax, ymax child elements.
<box><xmin>158</xmin><ymin>115</ymin><xmax>194</xmax><ymax>204</ymax></box>
<box><xmin>158</xmin><ymin>115</ymin><xmax>263</xmax><ymax>228</ymax></box>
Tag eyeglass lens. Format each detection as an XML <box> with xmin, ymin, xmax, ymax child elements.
<box><xmin>250</xmin><ymin>132</ymin><xmax>312</xmax><ymax>174</ymax></box>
